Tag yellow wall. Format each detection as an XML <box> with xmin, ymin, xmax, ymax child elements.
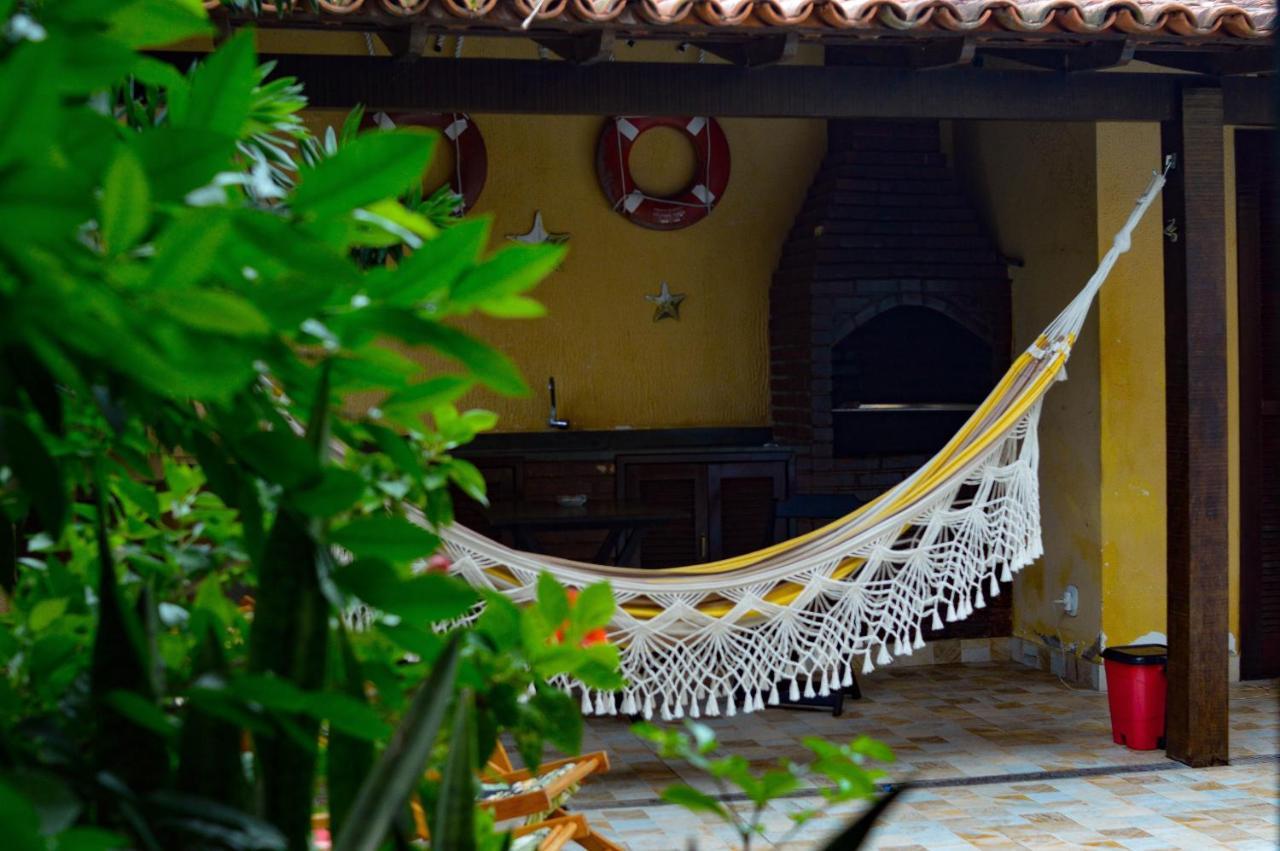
<box><xmin>1094</xmin><ymin>126</ymin><xmax>1241</xmax><ymax>654</ymax></box>
<box><xmin>292</xmin><ymin>30</ymin><xmax>827</xmax><ymax>431</ymax></box>
<box><xmin>953</xmin><ymin>121</ymin><xmax>1104</xmax><ymax>654</ymax></box>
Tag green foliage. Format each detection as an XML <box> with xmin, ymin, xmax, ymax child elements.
<box><xmin>0</xmin><ymin>4</ymin><xmax>619</xmax><ymax>850</ymax></box>
<box><xmin>633</xmin><ymin>721</ymin><xmax>900</xmax><ymax>850</ymax></box>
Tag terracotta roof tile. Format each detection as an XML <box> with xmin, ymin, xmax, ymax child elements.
<box><xmin>234</xmin><ymin>0</ymin><xmax>1276</xmax><ymax>39</ymax></box>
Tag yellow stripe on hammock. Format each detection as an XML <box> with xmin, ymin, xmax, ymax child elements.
<box><xmin>476</xmin><ymin>348</ymin><xmax>1067</xmax><ymax>621</ymax></box>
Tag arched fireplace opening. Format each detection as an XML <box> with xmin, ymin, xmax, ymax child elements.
<box><xmin>832</xmin><ymin>305</ymin><xmax>995</xmax><ymax>458</ymax></box>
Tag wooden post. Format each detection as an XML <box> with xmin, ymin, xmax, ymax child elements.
<box><xmin>1161</xmin><ymin>84</ymin><xmax>1230</xmax><ymax>768</ymax></box>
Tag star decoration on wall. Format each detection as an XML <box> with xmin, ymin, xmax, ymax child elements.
<box><xmin>506</xmin><ymin>210</ymin><xmax>569</xmax><ymax>245</ymax></box>
<box><xmin>645</xmin><ymin>281</ymin><xmax>686</xmax><ymax>322</ymax></box>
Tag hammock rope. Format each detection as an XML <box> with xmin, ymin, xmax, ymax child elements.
<box><xmin>430</xmin><ymin>163</ymin><xmax>1171</xmax><ymax>720</ymax></box>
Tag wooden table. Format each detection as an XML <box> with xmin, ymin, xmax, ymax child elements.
<box><xmin>486</xmin><ymin>501</ymin><xmax>689</xmax><ymax>566</ymax></box>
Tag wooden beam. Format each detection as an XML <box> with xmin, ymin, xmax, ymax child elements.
<box><xmin>985</xmin><ymin>39</ymin><xmax>1134</xmax><ymax>72</ymax></box>
<box><xmin>152</xmin><ymin>53</ymin><xmax>1274</xmax><ymax>124</ymax></box>
<box><xmin>1137</xmin><ymin>48</ymin><xmax>1276</xmax><ymax>77</ymax></box>
<box><xmin>1161</xmin><ymin>84</ymin><xmax>1230</xmax><ymax>768</ymax></box>
<box><xmin>534</xmin><ymin>29</ymin><xmax>615</xmax><ymax>65</ymax></box>
<box><xmin>826</xmin><ymin>38</ymin><xmax>974</xmax><ymax>70</ymax></box>
<box><xmin>693</xmin><ymin>33</ymin><xmax>798</xmax><ymax>68</ymax></box>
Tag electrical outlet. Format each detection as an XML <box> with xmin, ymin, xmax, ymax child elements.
<box><xmin>1061</xmin><ymin>584</ymin><xmax>1079</xmax><ymax>617</ymax></box>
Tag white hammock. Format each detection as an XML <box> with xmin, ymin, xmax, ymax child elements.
<box><xmin>435</xmin><ymin>166</ymin><xmax>1169</xmax><ymax>720</ymax></box>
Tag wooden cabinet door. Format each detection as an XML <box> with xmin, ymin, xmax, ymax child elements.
<box><xmin>708</xmin><ymin>462</ymin><xmax>789</xmax><ymax>560</ymax></box>
<box><xmin>621</xmin><ymin>462</ymin><xmax>708</xmax><ymax>567</ymax></box>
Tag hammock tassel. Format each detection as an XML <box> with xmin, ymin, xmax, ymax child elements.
<box><xmin>974</xmin><ymin>589</ymin><xmax>986</xmax><ymax>610</ymax></box>
<box><xmin>932</xmin><ymin>609</ymin><xmax>945</xmax><ymax>631</ymax></box>
<box><xmin>673</xmin><ymin>700</ymin><xmax>685</xmax><ymax>719</ymax></box>
<box><xmin>841</xmin><ymin>666</ymin><xmax>853</xmax><ymax>688</ymax></box>
<box><xmin>689</xmin><ymin>697</ymin><xmax>701</xmax><ymax>719</ymax></box>
<box><xmin>818</xmin><ymin>670</ymin><xmax>829</xmax><ymax>696</ymax></box>
<box><xmin>768</xmin><ymin>683</ymin><xmax>781</xmax><ymax>705</ymax></box>
<box><xmin>862</xmin><ymin>653</ymin><xmax>875</xmax><ymax>675</ymax></box>
<box><xmin>726</xmin><ymin>694</ymin><xmax>738</xmax><ymax>717</ymax></box>
<box><xmin>990</xmin><ymin>573</ymin><xmax>1001</xmax><ymax>597</ymax></box>
<box><xmin>1001</xmin><ymin>564</ymin><xmax>1014</xmax><ymax>583</ymax></box>
<box><xmin>643</xmin><ymin>694</ymin><xmax>655</xmax><ymax>719</ymax></box>
<box><xmin>914</xmin><ymin>628</ymin><xmax>926</xmax><ymax>651</ymax></box>
<box><xmin>581</xmin><ymin>690</ymin><xmax>593</xmax><ymax>714</ymax></box>
<box><xmin>622</xmin><ymin>694</ymin><xmax>637</xmax><ymax>715</ymax></box>
<box><xmin>788</xmin><ymin>679</ymin><xmax>800</xmax><ymax>702</ymax></box>
<box><xmin>876</xmin><ymin>644</ymin><xmax>893</xmax><ymax>666</ymax></box>
<box><xmin>946</xmin><ymin>601</ymin><xmax>958</xmax><ymax>623</ymax></box>
<box><xmin>706</xmin><ymin>693</ymin><xmax>720</xmax><ymax>717</ymax></box>
<box><xmin>803</xmin><ymin>677</ymin><xmax>816</xmax><ymax>699</ymax></box>
<box><xmin>595</xmin><ymin>693</ymin><xmax>609</xmax><ymax>716</ymax></box>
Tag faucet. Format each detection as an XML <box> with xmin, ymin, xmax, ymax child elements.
<box><xmin>547</xmin><ymin>377</ymin><xmax>570</xmax><ymax>429</ymax></box>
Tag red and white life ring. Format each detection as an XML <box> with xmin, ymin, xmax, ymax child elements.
<box><xmin>596</xmin><ymin>116</ymin><xmax>731</xmax><ymax>231</ymax></box>
<box><xmin>365</xmin><ymin>111</ymin><xmax>488</xmax><ymax>214</ymax></box>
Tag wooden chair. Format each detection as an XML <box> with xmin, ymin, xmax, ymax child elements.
<box><xmin>405</xmin><ymin>741</ymin><xmax>621</xmax><ymax>851</ymax></box>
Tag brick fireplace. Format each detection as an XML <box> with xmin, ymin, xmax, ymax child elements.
<box><xmin>769</xmin><ymin>119</ymin><xmax>1013</xmax><ymax>638</ymax></box>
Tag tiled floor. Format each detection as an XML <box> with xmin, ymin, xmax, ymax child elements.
<box><xmin>565</xmin><ymin>663</ymin><xmax>1279</xmax><ymax>849</ymax></box>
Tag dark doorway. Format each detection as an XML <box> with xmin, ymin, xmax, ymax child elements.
<box><xmin>1237</xmin><ymin>129</ymin><xmax>1280</xmax><ymax>680</ymax></box>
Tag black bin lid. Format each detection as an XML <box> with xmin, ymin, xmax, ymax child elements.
<box><xmin>1102</xmin><ymin>644</ymin><xmax>1167</xmax><ymax>665</ymax></box>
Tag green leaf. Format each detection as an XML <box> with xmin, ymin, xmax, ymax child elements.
<box><xmin>104</xmin><ymin>690</ymin><xmax>178</xmax><ymax>739</ymax></box>
<box><xmin>145</xmin><ymin>208</ymin><xmax>234</xmax><ymax>289</ymax></box>
<box><xmin>293</xmin><ymin>131</ymin><xmax>437</xmax><ymax>220</ymax></box>
<box><xmin>306</xmin><ymin>692</ymin><xmax>391</xmax><ymax>740</ymax></box>
<box><xmin>0</xmin><ymin>413</ymin><xmax>66</xmax><ymax>538</ymax></box>
<box><xmin>332</xmin><ymin>559</ymin><xmax>476</xmax><ymax>623</ymax></box>
<box><xmin>330</xmin><ymin>516</ymin><xmax>440</xmax><ymax>564</ymax></box>
<box><xmin>107</xmin><ymin>0</ymin><xmax>212</xmax><ymax>48</ymax></box>
<box><xmin>372</xmin><ymin>218</ymin><xmax>490</xmax><ymax>307</ymax></box>
<box><xmin>333</xmin><ymin>633</ymin><xmax>462</xmax><ymax>851</ymax></box>
<box><xmin>130</xmin><ymin>127</ymin><xmax>237</xmax><ymax>202</ymax></box>
<box><xmin>452</xmin><ymin>244</ymin><xmax>565</xmax><ymax>305</ymax></box>
<box><xmin>0</xmin><ymin>781</ymin><xmax>43</xmax><ymax>851</ymax></box>
<box><xmin>531</xmin><ymin>685</ymin><xmax>581</xmax><ymax>758</ymax></box>
<box><xmin>235</xmin><ymin>430</ymin><xmax>321</xmax><ymax>491</ymax></box>
<box><xmin>53</xmin><ymin>826</ymin><xmax>134</xmax><ymax>850</ymax></box>
<box><xmin>430</xmin><ymin>689</ymin><xmax>477</xmax><ymax>851</ymax></box>
<box><xmin>380</xmin><ymin>377</ymin><xmax>473</xmax><ymax>422</ymax></box>
<box><xmin>571</xmin><ymin>582</ymin><xmax>614</xmax><ymax>632</ymax></box>
<box><xmin>851</xmin><ymin>736</ymin><xmax>896</xmax><ymax>764</ymax></box>
<box><xmin>0</xmin><ymin>42</ymin><xmax>61</xmax><ymax>170</ymax></box>
<box><xmin>537</xmin><ymin>572</ymin><xmax>570</xmax><ymax>627</ymax></box>
<box><xmin>660</xmin><ymin>784</ymin><xmax>730</xmax><ymax>820</ymax></box>
<box><xmin>474</xmin><ymin>592</ymin><xmax>521</xmax><ymax>650</ymax></box>
<box><xmin>151</xmin><ymin>290</ymin><xmax>271</xmax><ymax>337</ymax></box>
<box><xmin>28</xmin><ymin>598</ymin><xmax>68</xmax><ymax>632</ymax></box>
<box><xmin>476</xmin><ymin>295</ymin><xmax>547</xmax><ymax>319</ymax></box>
<box><xmin>443</xmin><ymin>458</ymin><xmax>487</xmax><ymax>505</ymax></box>
<box><xmin>172</xmin><ymin>29</ymin><xmax>257</xmax><ymax>136</ymax></box>
<box><xmin>398</xmin><ymin>320</ymin><xmax>529</xmax><ymax>397</ymax></box>
<box><xmin>289</xmin><ymin>468</ymin><xmax>366</xmax><ymax>517</ymax></box>
<box><xmin>99</xmin><ymin>148</ymin><xmax>150</xmax><ymax>255</ymax></box>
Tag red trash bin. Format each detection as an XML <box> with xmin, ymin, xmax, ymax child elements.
<box><xmin>1102</xmin><ymin>644</ymin><xmax>1167</xmax><ymax>750</ymax></box>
